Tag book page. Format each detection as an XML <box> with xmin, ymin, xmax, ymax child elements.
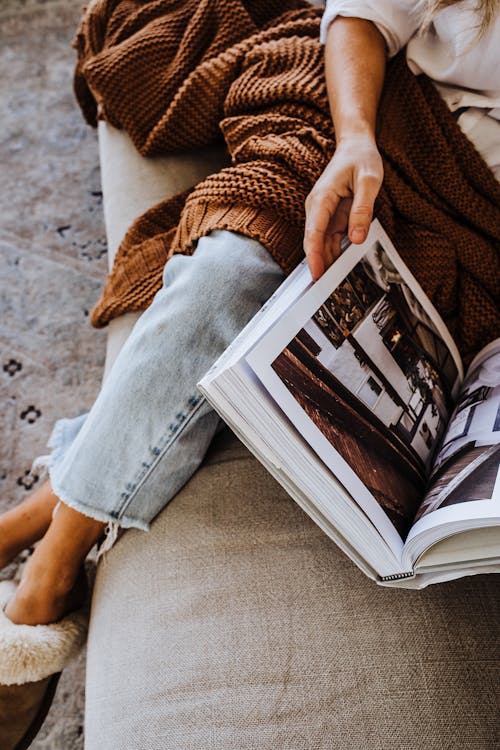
<box><xmin>246</xmin><ymin>221</ymin><xmax>462</xmax><ymax>546</ymax></box>
<box><xmin>412</xmin><ymin>339</ymin><xmax>500</xmax><ymax>525</ymax></box>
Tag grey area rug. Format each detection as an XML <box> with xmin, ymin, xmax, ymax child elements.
<box><xmin>0</xmin><ymin>0</ymin><xmax>108</xmax><ymax>746</ymax></box>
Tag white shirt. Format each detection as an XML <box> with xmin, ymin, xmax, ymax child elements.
<box><xmin>320</xmin><ymin>1</ymin><xmax>500</xmax><ymax>177</ymax></box>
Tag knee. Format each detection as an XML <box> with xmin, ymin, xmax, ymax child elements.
<box><xmin>163</xmin><ymin>230</ymin><xmax>284</xmax><ymax>309</ymax></box>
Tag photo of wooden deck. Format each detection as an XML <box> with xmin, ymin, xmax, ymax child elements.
<box><xmin>272</xmin><ymin>338</ymin><xmax>426</xmax><ymax>540</ymax></box>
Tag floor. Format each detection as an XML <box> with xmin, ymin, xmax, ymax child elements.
<box><xmin>0</xmin><ymin>0</ymin><xmax>108</xmax><ymax>745</ymax></box>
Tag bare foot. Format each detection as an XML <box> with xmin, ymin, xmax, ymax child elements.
<box><xmin>0</xmin><ymin>480</ymin><xmax>59</xmax><ymax>569</ymax></box>
<box><xmin>4</xmin><ymin>502</ymin><xmax>105</xmax><ymax>625</ymax></box>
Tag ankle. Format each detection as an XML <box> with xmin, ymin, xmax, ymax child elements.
<box><xmin>45</xmin><ymin>503</ymin><xmax>106</xmax><ymax>557</ymax></box>
<box><xmin>0</xmin><ymin>516</ymin><xmax>25</xmax><ymax>568</ymax></box>
<box><xmin>0</xmin><ymin>480</ymin><xmax>59</xmax><ymax>568</ymax></box>
<box><xmin>25</xmin><ymin>503</ymin><xmax>105</xmax><ymax>582</ymax></box>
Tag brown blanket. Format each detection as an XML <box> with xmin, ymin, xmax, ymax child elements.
<box><xmin>74</xmin><ymin>0</ymin><xmax>500</xmax><ymax>364</ymax></box>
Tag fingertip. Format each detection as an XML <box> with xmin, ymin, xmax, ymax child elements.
<box><xmin>306</xmin><ymin>253</ymin><xmax>324</xmax><ymax>282</ymax></box>
<box><xmin>349</xmin><ymin>226</ymin><xmax>368</xmax><ymax>244</ymax></box>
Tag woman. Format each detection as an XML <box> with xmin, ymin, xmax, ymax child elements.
<box><xmin>0</xmin><ymin>0</ymin><xmax>498</xmax><ymax>631</ymax></box>
<box><xmin>306</xmin><ymin>0</ymin><xmax>500</xmax><ymax>280</ymax></box>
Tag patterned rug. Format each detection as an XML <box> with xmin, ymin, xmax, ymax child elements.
<box><xmin>0</xmin><ymin>0</ymin><xmax>108</xmax><ymax>746</ymax></box>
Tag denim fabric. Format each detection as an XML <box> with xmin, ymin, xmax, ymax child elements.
<box><xmin>45</xmin><ymin>231</ymin><xmax>285</xmax><ymax>530</ymax></box>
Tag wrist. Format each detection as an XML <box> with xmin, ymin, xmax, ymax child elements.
<box><xmin>336</xmin><ymin>127</ymin><xmax>377</xmax><ymax>147</ymax></box>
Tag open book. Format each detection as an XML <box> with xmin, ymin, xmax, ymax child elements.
<box><xmin>198</xmin><ymin>221</ymin><xmax>500</xmax><ymax>588</ymax></box>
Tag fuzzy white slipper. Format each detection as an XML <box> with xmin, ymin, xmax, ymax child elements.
<box><xmin>0</xmin><ymin>580</ymin><xmax>89</xmax><ymax>686</ymax></box>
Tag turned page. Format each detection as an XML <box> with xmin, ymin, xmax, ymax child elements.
<box><xmin>405</xmin><ymin>338</ymin><xmax>500</xmax><ymax>553</ymax></box>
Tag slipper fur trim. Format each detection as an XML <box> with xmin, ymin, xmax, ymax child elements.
<box><xmin>0</xmin><ymin>581</ymin><xmax>88</xmax><ymax>686</ymax></box>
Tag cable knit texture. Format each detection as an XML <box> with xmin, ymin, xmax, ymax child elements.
<box><xmin>74</xmin><ymin>0</ymin><xmax>500</xmax><ymax>363</ymax></box>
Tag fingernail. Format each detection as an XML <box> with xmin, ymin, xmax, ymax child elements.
<box><xmin>351</xmin><ymin>227</ymin><xmax>366</xmax><ymax>242</ymax></box>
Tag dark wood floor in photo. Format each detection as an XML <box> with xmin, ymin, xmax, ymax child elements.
<box><xmin>273</xmin><ymin>342</ymin><xmax>427</xmax><ymax>539</ymax></box>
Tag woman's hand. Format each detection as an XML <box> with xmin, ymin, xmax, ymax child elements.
<box><xmin>304</xmin><ymin>133</ymin><xmax>383</xmax><ymax>281</ymax></box>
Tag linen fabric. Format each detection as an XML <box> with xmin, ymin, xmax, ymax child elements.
<box><xmin>73</xmin><ymin>0</ymin><xmax>500</xmax><ymax>365</ymax></box>
<box><xmin>85</xmin><ymin>428</ymin><xmax>500</xmax><ymax>750</ymax></box>
<box><xmin>456</xmin><ymin>107</ymin><xmax>500</xmax><ymax>182</ymax></box>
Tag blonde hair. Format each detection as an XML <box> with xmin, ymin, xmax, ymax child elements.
<box><xmin>422</xmin><ymin>0</ymin><xmax>499</xmax><ymax>36</ymax></box>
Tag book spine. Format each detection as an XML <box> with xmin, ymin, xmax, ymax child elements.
<box><xmin>379</xmin><ymin>571</ymin><xmax>415</xmax><ymax>582</ymax></box>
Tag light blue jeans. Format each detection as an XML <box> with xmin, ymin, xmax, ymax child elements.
<box><xmin>42</xmin><ymin>231</ymin><xmax>284</xmax><ymax>539</ymax></box>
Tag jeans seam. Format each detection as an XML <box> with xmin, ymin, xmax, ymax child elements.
<box><xmin>111</xmin><ymin>392</ymin><xmax>206</xmax><ymax>520</ymax></box>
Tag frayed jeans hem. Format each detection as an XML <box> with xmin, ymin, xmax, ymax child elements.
<box><xmin>32</xmin><ymin>416</ymin><xmax>150</xmax><ymax>533</ymax></box>
<box><xmin>32</xmin><ymin>431</ymin><xmax>149</xmax><ymax>562</ymax></box>
<box><xmin>51</xmin><ymin>482</ymin><xmax>150</xmax><ymax>533</ymax></box>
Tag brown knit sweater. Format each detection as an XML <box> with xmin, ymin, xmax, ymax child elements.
<box><xmin>74</xmin><ymin>0</ymin><xmax>500</xmax><ymax>364</ymax></box>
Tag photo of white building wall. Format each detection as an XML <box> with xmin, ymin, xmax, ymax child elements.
<box><xmin>295</xmin><ymin>242</ymin><xmax>457</xmax><ymax>473</ymax></box>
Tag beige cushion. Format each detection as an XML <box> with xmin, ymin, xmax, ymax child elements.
<box><xmin>85</xmin><ymin>124</ymin><xmax>499</xmax><ymax>749</ymax></box>
<box><xmin>98</xmin><ymin>122</ymin><xmax>229</xmax><ymax>264</ymax></box>
<box><xmin>85</xmin><ymin>430</ymin><xmax>499</xmax><ymax>749</ymax></box>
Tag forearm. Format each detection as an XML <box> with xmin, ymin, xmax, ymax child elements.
<box><xmin>325</xmin><ymin>16</ymin><xmax>387</xmax><ymax>143</ymax></box>
<box><xmin>304</xmin><ymin>17</ymin><xmax>387</xmax><ymax>280</ymax></box>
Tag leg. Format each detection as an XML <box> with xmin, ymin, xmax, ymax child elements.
<box><xmin>5</xmin><ymin>502</ymin><xmax>103</xmax><ymax>624</ymax></box>
<box><xmin>0</xmin><ymin>480</ymin><xmax>58</xmax><ymax>569</ymax></box>
<box><xmin>5</xmin><ymin>231</ymin><xmax>285</xmax><ymax>624</ymax></box>
<box><xmin>0</xmin><ymin>414</ymin><xmax>89</xmax><ymax>571</ymax></box>
<box><xmin>45</xmin><ymin>230</ymin><xmax>285</xmax><ymax>530</ymax></box>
